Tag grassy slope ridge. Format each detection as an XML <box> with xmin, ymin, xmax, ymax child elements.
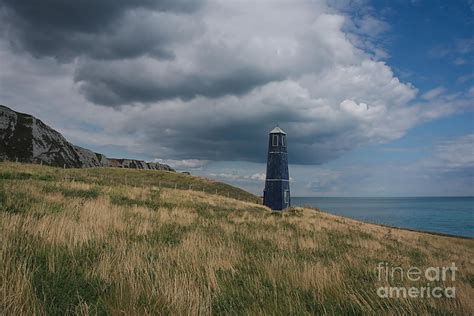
<box><xmin>0</xmin><ymin>162</ymin><xmax>257</xmax><ymax>202</ymax></box>
<box><xmin>1</xmin><ymin>163</ymin><xmax>473</xmax><ymax>315</ymax></box>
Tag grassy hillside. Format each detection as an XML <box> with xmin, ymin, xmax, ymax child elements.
<box><xmin>1</xmin><ymin>163</ymin><xmax>473</xmax><ymax>315</ymax></box>
<box><xmin>0</xmin><ymin>162</ymin><xmax>257</xmax><ymax>202</ymax></box>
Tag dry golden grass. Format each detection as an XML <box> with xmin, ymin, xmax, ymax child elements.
<box><xmin>1</xmin><ymin>162</ymin><xmax>473</xmax><ymax>315</ymax></box>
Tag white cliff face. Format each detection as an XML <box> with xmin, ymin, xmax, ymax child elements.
<box><xmin>0</xmin><ymin>105</ymin><xmax>34</xmax><ymax>160</ymax></box>
<box><xmin>0</xmin><ymin>105</ymin><xmax>17</xmax><ymax>138</ymax></box>
<box><xmin>32</xmin><ymin>118</ymin><xmax>83</xmax><ymax>167</ymax></box>
<box><xmin>0</xmin><ymin>105</ymin><xmax>174</xmax><ymax>171</ymax></box>
<box><xmin>74</xmin><ymin>146</ymin><xmax>108</xmax><ymax>168</ymax></box>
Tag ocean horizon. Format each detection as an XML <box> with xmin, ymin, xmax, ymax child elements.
<box><xmin>292</xmin><ymin>196</ymin><xmax>474</xmax><ymax>238</ymax></box>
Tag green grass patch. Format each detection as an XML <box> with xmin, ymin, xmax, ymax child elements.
<box><xmin>109</xmin><ymin>194</ymin><xmax>138</xmax><ymax>207</ymax></box>
<box><xmin>296</xmin><ymin>287</ymin><xmax>365</xmax><ymax>315</ymax></box>
<box><xmin>0</xmin><ymin>171</ymin><xmax>33</xmax><ymax>180</ymax></box>
<box><xmin>0</xmin><ymin>184</ymin><xmax>63</xmax><ymax>215</ymax></box>
<box><xmin>61</xmin><ymin>187</ymin><xmax>100</xmax><ymax>199</ymax></box>
<box><xmin>31</xmin><ymin>244</ymin><xmax>109</xmax><ymax>315</ymax></box>
<box><xmin>110</xmin><ymin>190</ymin><xmax>160</xmax><ymax>210</ymax></box>
<box><xmin>42</xmin><ymin>201</ymin><xmax>65</xmax><ymax>214</ymax></box>
<box><xmin>213</xmin><ymin>264</ymin><xmax>275</xmax><ymax>314</ymax></box>
<box><xmin>36</xmin><ymin>174</ymin><xmax>54</xmax><ymax>181</ymax></box>
<box><xmin>213</xmin><ymin>263</ymin><xmax>367</xmax><ymax>315</ymax></box>
<box><xmin>42</xmin><ymin>185</ymin><xmax>100</xmax><ymax>200</ymax></box>
<box><xmin>0</xmin><ymin>187</ymin><xmax>37</xmax><ymax>214</ymax></box>
<box><xmin>0</xmin><ymin>171</ymin><xmax>54</xmax><ymax>181</ymax></box>
<box><xmin>148</xmin><ymin>223</ymin><xmax>190</xmax><ymax>246</ymax></box>
<box><xmin>233</xmin><ymin>232</ymin><xmax>279</xmax><ymax>258</ymax></box>
<box><xmin>0</xmin><ymin>185</ymin><xmax>5</xmax><ymax>205</ymax></box>
<box><xmin>8</xmin><ymin>233</ymin><xmax>109</xmax><ymax>315</ymax></box>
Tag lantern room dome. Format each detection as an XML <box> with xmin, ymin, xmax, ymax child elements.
<box><xmin>269</xmin><ymin>126</ymin><xmax>286</xmax><ymax>135</ymax></box>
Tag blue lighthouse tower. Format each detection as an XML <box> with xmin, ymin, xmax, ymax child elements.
<box><xmin>263</xmin><ymin>126</ymin><xmax>290</xmax><ymax>211</ymax></box>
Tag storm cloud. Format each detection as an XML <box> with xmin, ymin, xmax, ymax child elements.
<box><xmin>0</xmin><ymin>0</ymin><xmax>471</xmax><ymax>165</ymax></box>
<box><xmin>1</xmin><ymin>0</ymin><xmax>353</xmax><ymax>105</ymax></box>
<box><xmin>0</xmin><ymin>0</ymin><xmax>202</xmax><ymax>60</ymax></box>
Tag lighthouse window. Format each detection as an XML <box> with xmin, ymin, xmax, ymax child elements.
<box><xmin>282</xmin><ymin>135</ymin><xmax>286</xmax><ymax>147</ymax></box>
<box><xmin>284</xmin><ymin>190</ymin><xmax>289</xmax><ymax>203</ymax></box>
<box><xmin>272</xmin><ymin>135</ymin><xmax>279</xmax><ymax>146</ymax></box>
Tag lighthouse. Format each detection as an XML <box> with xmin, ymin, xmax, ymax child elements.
<box><xmin>263</xmin><ymin>126</ymin><xmax>290</xmax><ymax>211</ymax></box>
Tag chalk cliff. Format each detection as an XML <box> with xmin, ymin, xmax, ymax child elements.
<box><xmin>0</xmin><ymin>105</ymin><xmax>174</xmax><ymax>171</ymax></box>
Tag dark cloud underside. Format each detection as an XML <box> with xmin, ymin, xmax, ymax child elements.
<box><xmin>3</xmin><ymin>0</ymin><xmax>465</xmax><ymax>166</ymax></box>
<box><xmin>0</xmin><ymin>0</ymin><xmax>202</xmax><ymax>60</ymax></box>
<box><xmin>75</xmin><ymin>63</ymin><xmax>281</xmax><ymax>105</ymax></box>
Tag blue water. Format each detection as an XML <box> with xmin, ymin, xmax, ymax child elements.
<box><xmin>292</xmin><ymin>197</ymin><xmax>474</xmax><ymax>238</ymax></box>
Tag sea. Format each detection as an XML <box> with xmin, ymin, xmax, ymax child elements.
<box><xmin>291</xmin><ymin>197</ymin><xmax>474</xmax><ymax>238</ymax></box>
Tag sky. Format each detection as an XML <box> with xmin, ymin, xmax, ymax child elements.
<box><xmin>0</xmin><ymin>0</ymin><xmax>473</xmax><ymax>197</ymax></box>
